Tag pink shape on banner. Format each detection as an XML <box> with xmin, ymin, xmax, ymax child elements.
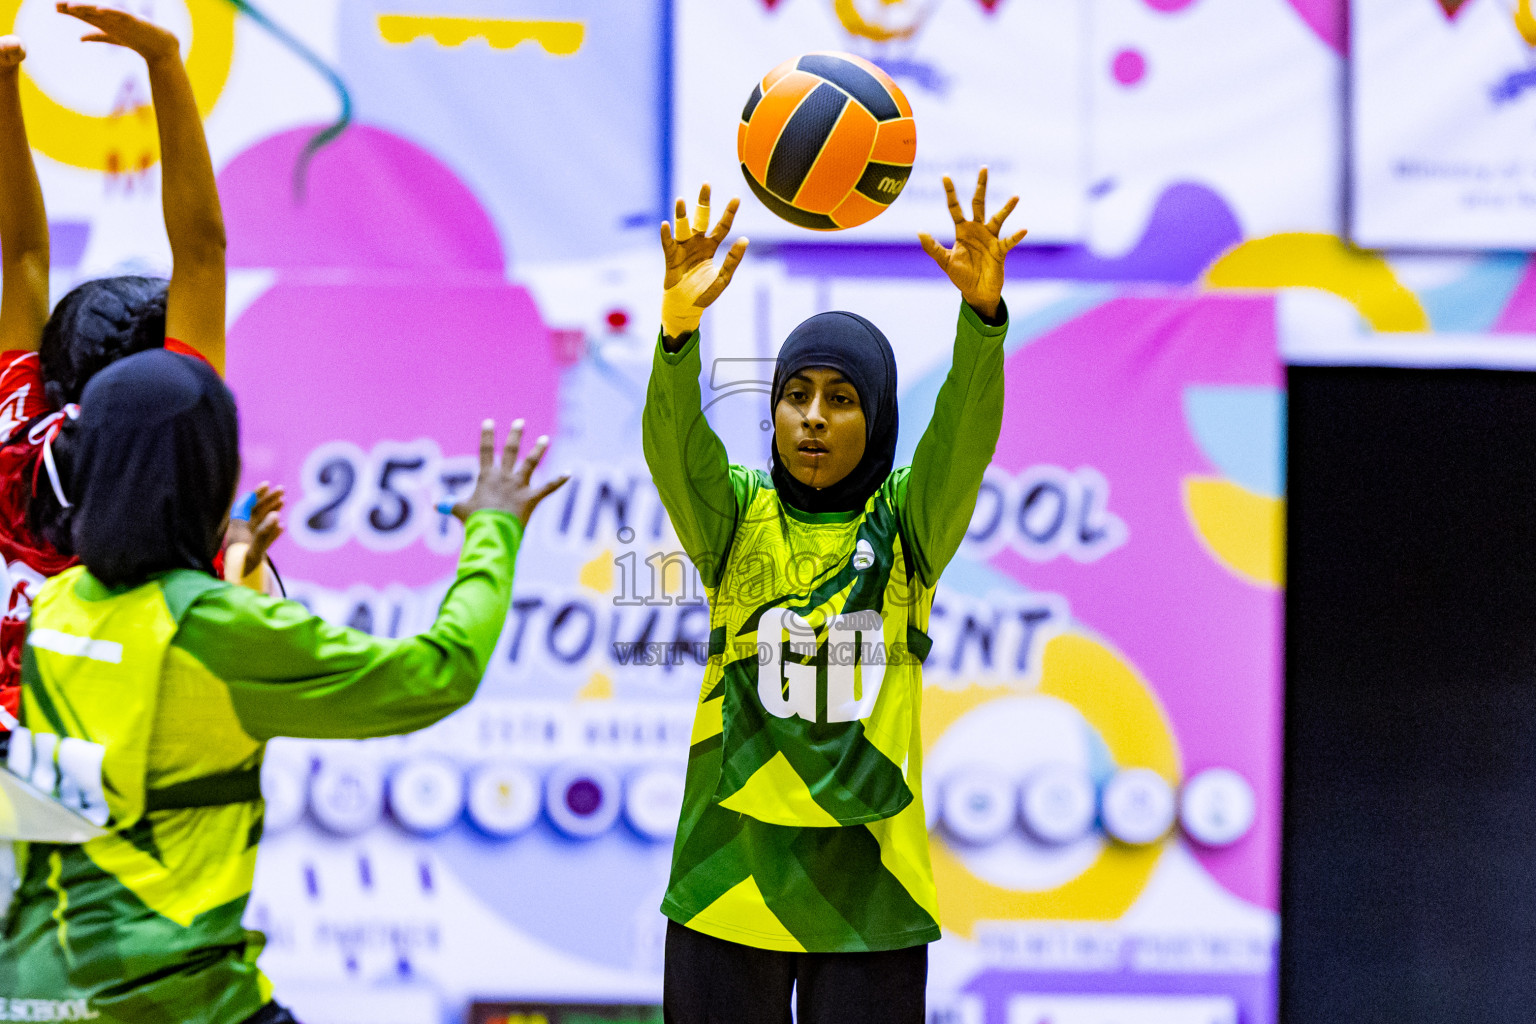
<box><xmin>224</xmin><ymin>125</ymin><xmax>504</xmax><ymax>273</ymax></box>
<box><xmin>1142</xmin><ymin>0</ymin><xmax>1346</xmax><ymax>55</ymax></box>
<box><xmin>1111</xmin><ymin>49</ymin><xmax>1148</xmax><ymax>86</ymax></box>
<box><xmin>219</xmin><ymin>126</ymin><xmax>559</xmax><ymax>590</ymax></box>
<box><xmin>1435</xmin><ymin>0</ymin><xmax>1475</xmax><ymax>17</ymax></box>
<box><xmin>1494</xmin><ymin>261</ymin><xmax>1536</xmax><ymax>333</ymax></box>
<box><xmin>1286</xmin><ymin>0</ymin><xmax>1346</xmax><ymax>53</ymax></box>
<box><xmin>990</xmin><ymin>295</ymin><xmax>1283</xmax><ymax>911</ymax></box>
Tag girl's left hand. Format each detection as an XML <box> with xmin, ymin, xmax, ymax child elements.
<box><xmin>56</xmin><ymin>3</ymin><xmax>180</xmax><ymax>63</ymax></box>
<box><xmin>241</xmin><ymin>483</ymin><xmax>285</xmax><ymax>579</ymax></box>
<box><xmin>918</xmin><ymin>168</ymin><xmax>1027</xmax><ymax>320</ymax></box>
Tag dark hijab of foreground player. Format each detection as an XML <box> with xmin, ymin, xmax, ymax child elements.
<box><xmin>769</xmin><ymin>310</ymin><xmax>899</xmax><ymax>514</ymax></box>
<box><xmin>65</xmin><ymin>348</ymin><xmax>238</xmax><ymax>588</ymax></box>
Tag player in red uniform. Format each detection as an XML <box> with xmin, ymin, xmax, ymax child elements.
<box><xmin>0</xmin><ymin>5</ymin><xmax>281</xmax><ymax>741</ymax></box>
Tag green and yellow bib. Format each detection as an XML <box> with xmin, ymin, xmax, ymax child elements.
<box><xmin>706</xmin><ymin>472</ymin><xmax>932</xmax><ymax>826</ymax></box>
<box><xmin>1</xmin><ymin>567</ymin><xmax>271</xmax><ymax>1024</ymax></box>
<box><xmin>663</xmin><ymin>469</ymin><xmax>943</xmax><ymax>952</ymax></box>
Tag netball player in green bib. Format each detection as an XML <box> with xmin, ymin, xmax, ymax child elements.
<box><xmin>647</xmin><ymin>170</ymin><xmax>1027</xmax><ymax>1023</ymax></box>
<box><xmin>0</xmin><ymin>351</ymin><xmax>566</xmax><ymax>1024</ymax></box>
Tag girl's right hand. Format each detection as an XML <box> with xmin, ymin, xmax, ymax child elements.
<box><xmin>659</xmin><ymin>183</ymin><xmax>749</xmax><ymax>340</ymax></box>
<box><xmin>0</xmin><ymin>36</ymin><xmax>25</xmax><ymax>70</ymax></box>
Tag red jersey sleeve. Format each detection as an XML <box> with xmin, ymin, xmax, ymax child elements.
<box><xmin>164</xmin><ymin>338</ymin><xmax>214</xmax><ymax>368</ymax></box>
<box><xmin>0</xmin><ymin>341</ymin><xmax>209</xmax><ymax>446</ymax></box>
<box><xmin>0</xmin><ymin>351</ymin><xmax>51</xmax><ymax>444</ymax></box>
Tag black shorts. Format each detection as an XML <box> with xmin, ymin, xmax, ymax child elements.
<box><xmin>662</xmin><ymin>920</ymin><xmax>926</xmax><ymax>1024</ymax></box>
<box><xmin>241</xmin><ymin>1004</ymin><xmax>300</xmax><ymax>1024</ymax></box>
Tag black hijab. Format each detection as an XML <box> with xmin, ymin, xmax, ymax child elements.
<box><xmin>67</xmin><ymin>349</ymin><xmax>239</xmax><ymax>588</ymax></box>
<box><xmin>769</xmin><ymin>311</ymin><xmax>898</xmax><ymax>514</ymax></box>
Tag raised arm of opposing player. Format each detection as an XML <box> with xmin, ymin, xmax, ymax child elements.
<box><xmin>0</xmin><ymin>36</ymin><xmax>49</xmax><ymax>355</ymax></box>
<box><xmin>59</xmin><ymin>4</ymin><xmax>227</xmax><ymax>372</ymax></box>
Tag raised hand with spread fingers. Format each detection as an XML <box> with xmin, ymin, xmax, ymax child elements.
<box><xmin>241</xmin><ymin>483</ymin><xmax>286</xmax><ymax>578</ymax></box>
<box><xmin>917</xmin><ymin>167</ymin><xmax>1027</xmax><ymax>322</ymax></box>
<box><xmin>451</xmin><ymin>418</ymin><xmax>569</xmax><ymax>528</ymax></box>
<box><xmin>222</xmin><ymin>484</ymin><xmax>286</xmax><ymax>593</ymax></box>
<box><xmin>659</xmin><ymin>183</ymin><xmax>749</xmax><ymax>350</ymax></box>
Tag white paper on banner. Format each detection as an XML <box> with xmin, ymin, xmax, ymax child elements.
<box><xmin>673</xmin><ymin>0</ymin><xmax>1088</xmax><ymax>243</ymax></box>
<box><xmin>1005</xmin><ymin>994</ymin><xmax>1237</xmax><ymax>1024</ymax></box>
<box><xmin>277</xmin><ymin>987</ymin><xmax>440</xmax><ymax>1024</ymax></box>
<box><xmin>1088</xmin><ymin>0</ymin><xmax>1343</xmax><ymax>253</ymax></box>
<box><xmin>251</xmin><ymin>828</ymin><xmax>666</xmax><ymax>1005</ymax></box>
<box><xmin>1353</xmin><ymin>0</ymin><xmax>1536</xmax><ymax>249</ymax></box>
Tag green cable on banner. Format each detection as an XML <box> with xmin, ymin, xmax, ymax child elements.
<box><xmin>223</xmin><ymin>0</ymin><xmax>353</xmax><ymax>200</ymax></box>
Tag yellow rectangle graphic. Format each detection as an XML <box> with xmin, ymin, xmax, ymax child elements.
<box><xmin>377</xmin><ymin>16</ymin><xmax>584</xmax><ymax>55</ymax></box>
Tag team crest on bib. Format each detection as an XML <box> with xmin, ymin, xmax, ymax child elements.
<box><xmin>853</xmin><ymin>539</ymin><xmax>875</xmax><ymax>571</ymax></box>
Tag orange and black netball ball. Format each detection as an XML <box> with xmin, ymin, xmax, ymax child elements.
<box><xmin>738</xmin><ymin>52</ymin><xmax>917</xmax><ymax>231</ymax></box>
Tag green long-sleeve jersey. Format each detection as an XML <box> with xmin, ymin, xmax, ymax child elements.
<box><xmin>643</xmin><ymin>300</ymin><xmax>1006</xmax><ymax>953</ymax></box>
<box><xmin>0</xmin><ymin>510</ymin><xmax>522</xmax><ymax>1024</ymax></box>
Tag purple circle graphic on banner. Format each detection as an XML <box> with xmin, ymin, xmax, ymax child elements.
<box><xmin>565</xmin><ymin>779</ymin><xmax>603</xmax><ymax>817</ymax></box>
<box><xmin>546</xmin><ymin>763</ymin><xmax>621</xmax><ymax>839</ymax></box>
<box><xmin>1111</xmin><ymin>49</ymin><xmax>1148</xmax><ymax>86</ymax></box>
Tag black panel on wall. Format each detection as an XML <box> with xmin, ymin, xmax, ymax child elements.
<box><xmin>1284</xmin><ymin>366</ymin><xmax>1536</xmax><ymax>1023</ymax></box>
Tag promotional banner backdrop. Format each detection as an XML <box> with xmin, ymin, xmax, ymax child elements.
<box><xmin>30</xmin><ymin>0</ymin><xmax>1536</xmax><ymax>1020</ymax></box>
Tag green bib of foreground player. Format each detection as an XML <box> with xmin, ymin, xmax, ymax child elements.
<box><xmin>664</xmin><ymin>471</ymin><xmax>943</xmax><ymax>953</ymax></box>
<box><xmin>711</xmin><ymin>477</ymin><xmax>931</xmax><ymax>827</ymax></box>
<box><xmin>0</xmin><ymin>511</ymin><xmax>522</xmax><ymax>1023</ymax></box>
<box><xmin>1</xmin><ymin>567</ymin><xmax>273</xmax><ymax>1024</ymax></box>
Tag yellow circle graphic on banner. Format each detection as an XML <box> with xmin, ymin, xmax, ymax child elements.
<box><xmin>0</xmin><ymin>0</ymin><xmax>235</xmax><ymax>171</ymax></box>
<box><xmin>924</xmin><ymin>632</ymin><xmax>1182</xmax><ymax>934</ymax></box>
